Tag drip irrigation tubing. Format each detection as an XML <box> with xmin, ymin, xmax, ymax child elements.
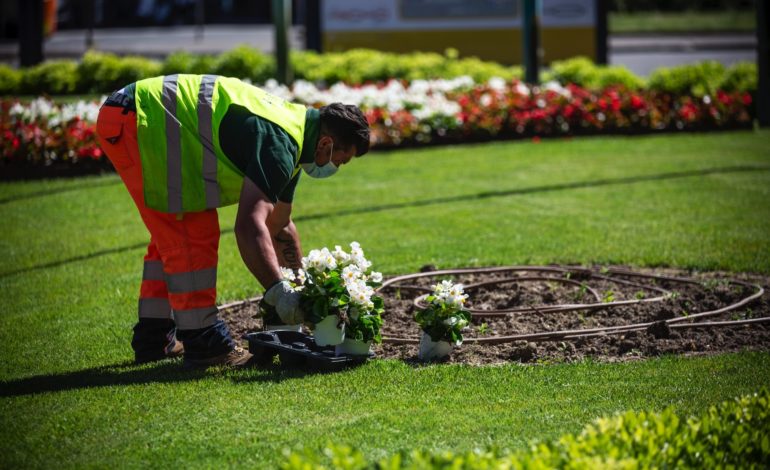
<box><xmin>377</xmin><ymin>266</ymin><xmax>767</xmax><ymax>345</ymax></box>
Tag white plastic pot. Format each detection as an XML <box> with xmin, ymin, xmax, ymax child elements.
<box><xmin>313</xmin><ymin>314</ymin><xmax>345</xmax><ymax>346</ymax></box>
<box><xmin>335</xmin><ymin>338</ymin><xmax>372</xmax><ymax>356</ymax></box>
<box><xmin>418</xmin><ymin>332</ymin><xmax>453</xmax><ymax>361</ymax></box>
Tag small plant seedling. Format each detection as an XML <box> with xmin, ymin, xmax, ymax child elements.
<box><xmin>602</xmin><ymin>290</ymin><xmax>615</xmax><ymax>303</ymax></box>
<box><xmin>600</xmin><ymin>266</ymin><xmax>610</xmax><ymax>275</ymax></box>
<box><xmin>395</xmin><ymin>288</ymin><xmax>402</xmax><ymax>300</ymax></box>
<box><xmin>669</xmin><ymin>291</ymin><xmax>680</xmax><ymax>300</ymax></box>
<box><xmin>547</xmin><ymin>281</ymin><xmax>558</xmax><ymax>291</ymax></box>
<box><xmin>634</xmin><ymin>291</ymin><xmax>646</xmax><ymax>300</ymax></box>
<box><xmin>681</xmin><ymin>310</ymin><xmax>689</xmax><ymax>317</ymax></box>
<box><xmin>478</xmin><ymin>323</ymin><xmax>490</xmax><ymax>335</ymax></box>
<box><xmin>574</xmin><ymin>282</ymin><xmax>588</xmax><ymax>302</ymax></box>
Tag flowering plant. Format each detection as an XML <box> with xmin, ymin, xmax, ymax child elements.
<box><xmin>414</xmin><ymin>280</ymin><xmax>471</xmax><ymax>345</ymax></box>
<box><xmin>281</xmin><ymin>242</ymin><xmax>384</xmax><ymax>344</ymax></box>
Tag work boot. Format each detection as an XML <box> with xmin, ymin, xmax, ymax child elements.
<box><xmin>133</xmin><ymin>320</ymin><xmax>184</xmax><ymax>364</ymax></box>
<box><xmin>183</xmin><ymin>346</ymin><xmax>254</xmax><ymax>369</ymax></box>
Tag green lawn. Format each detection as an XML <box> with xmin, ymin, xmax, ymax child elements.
<box><xmin>1</xmin><ymin>130</ymin><xmax>770</xmax><ymax>468</ymax></box>
<box><xmin>610</xmin><ymin>10</ymin><xmax>756</xmax><ymax>33</ymax></box>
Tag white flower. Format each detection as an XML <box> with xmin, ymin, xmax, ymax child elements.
<box><xmin>369</xmin><ymin>271</ymin><xmax>383</xmax><ymax>283</ymax></box>
<box><xmin>332</xmin><ymin>245</ymin><xmax>350</xmax><ymax>263</ymax></box>
<box><xmin>488</xmin><ymin>76</ymin><xmax>507</xmax><ymax>91</ymax></box>
<box><xmin>432</xmin><ymin>280</ymin><xmax>468</xmax><ymax>308</ymax></box>
<box><xmin>279</xmin><ymin>266</ymin><xmax>296</xmax><ymax>282</ymax></box>
<box><xmin>342</xmin><ymin>264</ymin><xmax>363</xmax><ymax>285</ymax></box>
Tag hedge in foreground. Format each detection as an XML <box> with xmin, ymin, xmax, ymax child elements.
<box><xmin>282</xmin><ymin>389</ymin><xmax>770</xmax><ymax>469</ymax></box>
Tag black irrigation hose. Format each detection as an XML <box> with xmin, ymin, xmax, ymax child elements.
<box><xmin>378</xmin><ymin>266</ymin><xmax>766</xmax><ymax>345</ymax></box>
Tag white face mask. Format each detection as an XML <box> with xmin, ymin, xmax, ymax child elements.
<box><xmin>301</xmin><ymin>141</ymin><xmax>338</xmax><ymax>179</ymax></box>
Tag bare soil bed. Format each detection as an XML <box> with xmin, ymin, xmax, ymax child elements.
<box><xmin>223</xmin><ymin>265</ymin><xmax>770</xmax><ymax>365</ymax></box>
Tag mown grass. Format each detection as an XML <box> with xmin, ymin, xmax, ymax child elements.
<box><xmin>1</xmin><ymin>130</ymin><xmax>769</xmax><ymax>468</ymax></box>
<box><xmin>610</xmin><ymin>10</ymin><xmax>756</xmax><ymax>33</ymax></box>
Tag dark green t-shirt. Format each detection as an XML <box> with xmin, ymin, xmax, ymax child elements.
<box><xmin>219</xmin><ymin>105</ymin><xmax>320</xmax><ymax>203</ymax></box>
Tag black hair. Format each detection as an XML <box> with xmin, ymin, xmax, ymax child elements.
<box><xmin>319</xmin><ymin>103</ymin><xmax>370</xmax><ymax>156</ymax></box>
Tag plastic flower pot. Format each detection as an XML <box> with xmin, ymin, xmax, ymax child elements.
<box><xmin>418</xmin><ymin>332</ymin><xmax>453</xmax><ymax>361</ymax></box>
<box><xmin>334</xmin><ymin>337</ymin><xmax>372</xmax><ymax>356</ymax></box>
<box><xmin>264</xmin><ymin>323</ymin><xmax>302</xmax><ymax>332</ymax></box>
<box><xmin>313</xmin><ymin>314</ymin><xmax>345</xmax><ymax>346</ymax></box>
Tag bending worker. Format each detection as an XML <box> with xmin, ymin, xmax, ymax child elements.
<box><xmin>96</xmin><ymin>74</ymin><xmax>370</xmax><ymax>367</ymax></box>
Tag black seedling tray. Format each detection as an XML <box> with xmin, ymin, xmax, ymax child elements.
<box><xmin>244</xmin><ymin>330</ymin><xmax>373</xmax><ymax>372</ymax></box>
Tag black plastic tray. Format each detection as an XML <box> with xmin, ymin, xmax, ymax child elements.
<box><xmin>244</xmin><ymin>330</ymin><xmax>373</xmax><ymax>372</ymax></box>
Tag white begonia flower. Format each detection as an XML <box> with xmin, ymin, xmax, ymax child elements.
<box><xmin>543</xmin><ymin>80</ymin><xmax>572</xmax><ymax>98</ymax></box>
<box><xmin>296</xmin><ymin>269</ymin><xmax>307</xmax><ymax>285</ymax></box>
<box><xmin>515</xmin><ymin>81</ymin><xmax>530</xmax><ymax>96</ymax></box>
<box><xmin>332</xmin><ymin>245</ymin><xmax>350</xmax><ymax>264</ymax></box>
<box><xmin>370</xmin><ymin>271</ymin><xmax>383</xmax><ymax>283</ymax></box>
<box><xmin>342</xmin><ymin>264</ymin><xmax>363</xmax><ymax>285</ymax></box>
<box><xmin>280</xmin><ymin>266</ymin><xmax>296</xmax><ymax>282</ymax></box>
<box><xmin>488</xmin><ymin>77</ymin><xmax>507</xmax><ymax>92</ymax></box>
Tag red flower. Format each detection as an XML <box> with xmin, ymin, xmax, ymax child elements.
<box><xmin>742</xmin><ymin>93</ymin><xmax>752</xmax><ymax>106</ymax></box>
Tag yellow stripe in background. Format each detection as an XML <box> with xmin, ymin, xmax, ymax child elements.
<box><xmin>324</xmin><ymin>27</ymin><xmax>595</xmax><ymax>65</ymax></box>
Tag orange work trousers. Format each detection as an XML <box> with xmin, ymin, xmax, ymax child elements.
<box><xmin>96</xmin><ymin>105</ymin><xmax>221</xmax><ymax>331</ymax></box>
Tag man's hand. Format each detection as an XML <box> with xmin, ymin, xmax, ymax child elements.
<box><xmin>263</xmin><ymin>281</ymin><xmax>303</xmax><ymax>324</ymax></box>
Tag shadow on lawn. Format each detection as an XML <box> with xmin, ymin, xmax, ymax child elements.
<box><xmin>0</xmin><ymin>177</ymin><xmax>122</xmax><ymax>205</ymax></box>
<box><xmin>2</xmin><ymin>164</ymin><xmax>768</xmax><ymax>280</ymax></box>
<box><xmin>0</xmin><ymin>360</ymin><xmax>318</xmax><ymax>397</ymax></box>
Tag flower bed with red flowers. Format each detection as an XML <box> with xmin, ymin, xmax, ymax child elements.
<box><xmin>366</xmin><ymin>81</ymin><xmax>754</xmax><ymax>148</ymax></box>
<box><xmin>1</xmin><ymin>80</ymin><xmax>755</xmax><ymax>180</ymax></box>
<box><xmin>1</xmin><ymin>99</ymin><xmax>112</xmax><ymax>179</ymax></box>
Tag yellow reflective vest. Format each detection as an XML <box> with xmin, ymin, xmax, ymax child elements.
<box><xmin>135</xmin><ymin>74</ymin><xmax>307</xmax><ymax>213</ymax></box>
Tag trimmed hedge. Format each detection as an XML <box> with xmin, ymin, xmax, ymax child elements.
<box><xmin>0</xmin><ymin>48</ymin><xmax>757</xmax><ymax>97</ymax></box>
<box><xmin>282</xmin><ymin>389</ymin><xmax>770</xmax><ymax>469</ymax></box>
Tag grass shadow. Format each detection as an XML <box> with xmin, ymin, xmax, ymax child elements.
<box><xmin>0</xmin><ymin>359</ymin><xmax>324</xmax><ymax>397</ymax></box>
<box><xmin>0</xmin><ymin>177</ymin><xmax>122</xmax><ymax>205</ymax></box>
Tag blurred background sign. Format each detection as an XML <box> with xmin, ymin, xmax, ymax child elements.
<box><xmin>322</xmin><ymin>0</ymin><xmax>597</xmax><ymax>64</ymax></box>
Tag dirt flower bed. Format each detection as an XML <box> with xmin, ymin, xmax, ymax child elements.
<box><xmin>222</xmin><ymin>265</ymin><xmax>770</xmax><ymax>365</ymax></box>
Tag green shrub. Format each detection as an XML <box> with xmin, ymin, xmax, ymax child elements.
<box><xmin>292</xmin><ymin>48</ymin><xmax>519</xmax><ymax>85</ymax></box>
<box><xmin>648</xmin><ymin>60</ymin><xmax>726</xmax><ymax>96</ymax></box>
<box><xmin>212</xmin><ymin>45</ymin><xmax>274</xmax><ymax>83</ymax></box>
<box><xmin>548</xmin><ymin>56</ymin><xmax>644</xmax><ymax>90</ymax></box>
<box><xmin>76</xmin><ymin>51</ymin><xmax>162</xmax><ymax>93</ymax></box>
<box><xmin>719</xmin><ymin>61</ymin><xmax>757</xmax><ymax>93</ymax></box>
<box><xmin>162</xmin><ymin>51</ymin><xmax>217</xmax><ymax>75</ymax></box>
<box><xmin>20</xmin><ymin>60</ymin><xmax>79</xmax><ymax>95</ymax></box>
<box><xmin>282</xmin><ymin>389</ymin><xmax>770</xmax><ymax>469</ymax></box>
<box><xmin>0</xmin><ymin>64</ymin><xmax>22</xmax><ymax>95</ymax></box>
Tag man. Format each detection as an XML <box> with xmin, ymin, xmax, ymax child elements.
<box><xmin>95</xmin><ymin>74</ymin><xmax>370</xmax><ymax>367</ymax></box>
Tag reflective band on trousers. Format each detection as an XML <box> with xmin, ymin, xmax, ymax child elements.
<box><xmin>142</xmin><ymin>260</ymin><xmax>165</xmax><ymax>281</ymax></box>
<box><xmin>164</xmin><ymin>267</ymin><xmax>217</xmax><ymax>294</ymax></box>
<box><xmin>138</xmin><ymin>298</ymin><xmax>172</xmax><ymax>319</ymax></box>
<box><xmin>173</xmin><ymin>305</ymin><xmax>219</xmax><ymax>330</ymax></box>
<box><xmin>162</xmin><ymin>74</ymin><xmax>220</xmax><ymax>212</ymax></box>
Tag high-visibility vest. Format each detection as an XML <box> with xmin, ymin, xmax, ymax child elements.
<box><xmin>135</xmin><ymin>74</ymin><xmax>307</xmax><ymax>213</ymax></box>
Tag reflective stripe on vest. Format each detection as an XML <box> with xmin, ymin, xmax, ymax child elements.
<box><xmin>135</xmin><ymin>74</ymin><xmax>307</xmax><ymax>213</ymax></box>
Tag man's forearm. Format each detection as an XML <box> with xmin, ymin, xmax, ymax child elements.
<box><xmin>273</xmin><ymin>221</ymin><xmax>302</xmax><ymax>269</ymax></box>
<box><xmin>234</xmin><ymin>220</ymin><xmax>283</xmax><ymax>289</ymax></box>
